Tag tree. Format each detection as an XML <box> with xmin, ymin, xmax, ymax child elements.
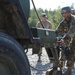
<box><xmin>28</xmin><ymin>8</ymin><xmax>63</xmax><ymax>29</ymax></box>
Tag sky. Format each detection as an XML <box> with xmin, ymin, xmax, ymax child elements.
<box><xmin>30</xmin><ymin>0</ymin><xmax>75</xmax><ymax>10</ymax></box>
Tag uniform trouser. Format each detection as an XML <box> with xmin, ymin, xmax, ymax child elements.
<box><xmin>66</xmin><ymin>38</ymin><xmax>75</xmax><ymax>67</ymax></box>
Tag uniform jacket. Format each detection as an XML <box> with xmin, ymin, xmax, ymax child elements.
<box><xmin>56</xmin><ymin>15</ymin><xmax>75</xmax><ymax>37</ymax></box>
<box><xmin>36</xmin><ymin>20</ymin><xmax>52</xmax><ymax>29</ymax></box>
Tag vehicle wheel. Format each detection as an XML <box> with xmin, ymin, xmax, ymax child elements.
<box><xmin>0</xmin><ymin>32</ymin><xmax>31</xmax><ymax>75</ymax></box>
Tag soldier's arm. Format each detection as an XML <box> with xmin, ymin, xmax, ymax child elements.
<box><xmin>55</xmin><ymin>22</ymin><xmax>63</xmax><ymax>34</ymax></box>
<box><xmin>36</xmin><ymin>21</ymin><xmax>40</xmax><ymax>28</ymax></box>
<box><xmin>55</xmin><ymin>20</ymin><xmax>68</xmax><ymax>35</ymax></box>
<box><xmin>67</xmin><ymin>19</ymin><xmax>75</xmax><ymax>37</ymax></box>
<box><xmin>48</xmin><ymin>20</ymin><xmax>52</xmax><ymax>29</ymax></box>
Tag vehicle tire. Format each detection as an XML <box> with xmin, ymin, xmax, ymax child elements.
<box><xmin>0</xmin><ymin>32</ymin><xmax>31</xmax><ymax>75</ymax></box>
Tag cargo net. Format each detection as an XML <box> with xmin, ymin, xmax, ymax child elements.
<box><xmin>26</xmin><ymin>47</ymin><xmax>53</xmax><ymax>75</ymax></box>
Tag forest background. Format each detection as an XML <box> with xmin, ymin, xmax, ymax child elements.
<box><xmin>28</xmin><ymin>4</ymin><xmax>74</xmax><ymax>30</ymax></box>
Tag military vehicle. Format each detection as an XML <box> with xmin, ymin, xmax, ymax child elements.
<box><xmin>0</xmin><ymin>0</ymin><xmax>63</xmax><ymax>75</ymax></box>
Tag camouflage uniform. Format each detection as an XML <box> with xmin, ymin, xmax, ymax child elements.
<box><xmin>36</xmin><ymin>19</ymin><xmax>52</xmax><ymax>62</ymax></box>
<box><xmin>36</xmin><ymin>20</ymin><xmax>52</xmax><ymax>29</ymax></box>
<box><xmin>56</xmin><ymin>15</ymin><xmax>75</xmax><ymax>67</ymax></box>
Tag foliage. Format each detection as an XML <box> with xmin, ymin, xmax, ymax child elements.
<box><xmin>28</xmin><ymin>7</ymin><xmax>63</xmax><ymax>30</ymax></box>
<box><xmin>28</xmin><ymin>5</ymin><xmax>74</xmax><ymax>29</ymax></box>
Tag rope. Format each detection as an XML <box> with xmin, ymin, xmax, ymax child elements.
<box><xmin>30</xmin><ymin>64</ymin><xmax>53</xmax><ymax>71</ymax></box>
<box><xmin>31</xmin><ymin>0</ymin><xmax>45</xmax><ymax>28</ymax></box>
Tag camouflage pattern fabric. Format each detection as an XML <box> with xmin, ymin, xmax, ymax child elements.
<box><xmin>56</xmin><ymin>15</ymin><xmax>75</xmax><ymax>67</ymax></box>
<box><xmin>36</xmin><ymin>20</ymin><xmax>52</xmax><ymax>29</ymax></box>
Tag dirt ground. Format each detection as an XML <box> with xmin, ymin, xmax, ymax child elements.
<box><xmin>27</xmin><ymin>47</ymin><xmax>75</xmax><ymax>75</ymax></box>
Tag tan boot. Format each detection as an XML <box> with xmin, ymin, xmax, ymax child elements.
<box><xmin>62</xmin><ymin>68</ymin><xmax>71</xmax><ymax>75</ymax></box>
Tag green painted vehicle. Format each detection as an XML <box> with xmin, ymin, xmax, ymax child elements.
<box><xmin>0</xmin><ymin>0</ymin><xmax>61</xmax><ymax>75</ymax></box>
<box><xmin>31</xmin><ymin>27</ymin><xmax>56</xmax><ymax>47</ymax></box>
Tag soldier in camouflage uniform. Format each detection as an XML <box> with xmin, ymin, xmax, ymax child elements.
<box><xmin>36</xmin><ymin>13</ymin><xmax>52</xmax><ymax>62</ymax></box>
<box><xmin>36</xmin><ymin>13</ymin><xmax>52</xmax><ymax>29</ymax></box>
<box><xmin>56</xmin><ymin>6</ymin><xmax>75</xmax><ymax>75</ymax></box>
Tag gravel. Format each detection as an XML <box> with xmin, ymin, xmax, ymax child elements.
<box><xmin>26</xmin><ymin>47</ymin><xmax>75</xmax><ymax>75</ymax></box>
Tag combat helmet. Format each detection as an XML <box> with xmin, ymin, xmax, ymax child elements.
<box><xmin>61</xmin><ymin>6</ymin><xmax>71</xmax><ymax>14</ymax></box>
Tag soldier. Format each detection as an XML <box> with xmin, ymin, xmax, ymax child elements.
<box><xmin>56</xmin><ymin>6</ymin><xmax>75</xmax><ymax>75</ymax></box>
<box><xmin>36</xmin><ymin>13</ymin><xmax>52</xmax><ymax>62</ymax></box>
<box><xmin>36</xmin><ymin>13</ymin><xmax>52</xmax><ymax>29</ymax></box>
